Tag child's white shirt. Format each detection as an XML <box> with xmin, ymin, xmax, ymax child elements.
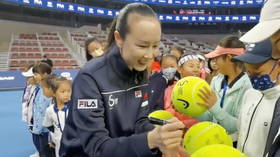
<box><xmin>43</xmin><ymin>104</ymin><xmax>68</xmax><ymax>157</ymax></box>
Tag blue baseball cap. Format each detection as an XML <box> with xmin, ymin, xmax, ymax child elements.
<box><xmin>233</xmin><ymin>40</ymin><xmax>272</xmax><ymax>64</ymax></box>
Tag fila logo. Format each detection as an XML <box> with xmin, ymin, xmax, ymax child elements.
<box><xmin>78</xmin><ymin>99</ymin><xmax>98</xmax><ymax>109</ymax></box>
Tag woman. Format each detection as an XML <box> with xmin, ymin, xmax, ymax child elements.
<box><xmin>60</xmin><ymin>3</ymin><xmax>185</xmax><ymax>157</ymax></box>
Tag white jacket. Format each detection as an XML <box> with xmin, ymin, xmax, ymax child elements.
<box><xmin>22</xmin><ymin>85</ymin><xmax>36</xmax><ymax>123</ymax></box>
<box><xmin>237</xmin><ymin>85</ymin><xmax>280</xmax><ymax>157</ymax></box>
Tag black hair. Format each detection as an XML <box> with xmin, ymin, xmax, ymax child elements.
<box><xmin>42</xmin><ymin>75</ymin><xmax>72</xmax><ymax>104</ymax></box>
<box><xmin>219</xmin><ymin>35</ymin><xmax>245</xmax><ymax>49</ymax></box>
<box><xmin>170</xmin><ymin>46</ymin><xmax>184</xmax><ymax>55</ymax></box>
<box><xmin>33</xmin><ymin>62</ymin><xmax>52</xmax><ymax>75</ymax></box>
<box><xmin>218</xmin><ymin>35</ymin><xmax>245</xmax><ymax>72</ymax></box>
<box><xmin>208</xmin><ymin>58</ymin><xmax>213</xmax><ymax>72</ymax></box>
<box><xmin>106</xmin><ymin>3</ymin><xmax>159</xmax><ymax>50</ymax></box>
<box><xmin>50</xmin><ymin>76</ymin><xmax>71</xmax><ymax>94</ymax></box>
<box><xmin>160</xmin><ymin>54</ymin><xmax>178</xmax><ymax>66</ymax></box>
<box><xmin>85</xmin><ymin>37</ymin><xmax>101</xmax><ymax>61</ymax></box>
<box><xmin>41</xmin><ymin>59</ymin><xmax>53</xmax><ymax>68</ymax></box>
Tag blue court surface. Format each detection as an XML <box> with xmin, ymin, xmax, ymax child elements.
<box><xmin>0</xmin><ymin>90</ymin><xmax>36</xmax><ymax>157</ymax></box>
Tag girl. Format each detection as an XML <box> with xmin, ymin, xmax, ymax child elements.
<box><xmin>197</xmin><ymin>35</ymin><xmax>252</xmax><ymax>143</ymax></box>
<box><xmin>206</xmin><ymin>58</ymin><xmax>220</xmax><ymax>83</ymax></box>
<box><xmin>85</xmin><ymin>38</ymin><xmax>104</xmax><ymax>61</ymax></box>
<box><xmin>21</xmin><ymin>65</ymin><xmax>40</xmax><ymax>157</ymax></box>
<box><xmin>170</xmin><ymin>46</ymin><xmax>184</xmax><ymax>60</ymax></box>
<box><xmin>43</xmin><ymin>76</ymin><xmax>72</xmax><ymax>157</ymax></box>
<box><xmin>161</xmin><ymin>54</ymin><xmax>201</xmax><ymax>157</ymax></box>
<box><xmin>32</xmin><ymin>62</ymin><xmax>54</xmax><ymax>157</ymax></box>
<box><xmin>60</xmin><ymin>3</ymin><xmax>185</xmax><ymax>157</ymax></box>
<box><xmin>164</xmin><ymin>54</ymin><xmax>200</xmax><ymax>129</ymax></box>
<box><xmin>148</xmin><ymin>54</ymin><xmax>178</xmax><ymax>112</ymax></box>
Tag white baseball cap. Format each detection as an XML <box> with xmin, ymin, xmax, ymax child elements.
<box><xmin>240</xmin><ymin>0</ymin><xmax>280</xmax><ymax>43</ymax></box>
<box><xmin>21</xmin><ymin>67</ymin><xmax>34</xmax><ymax>77</ymax></box>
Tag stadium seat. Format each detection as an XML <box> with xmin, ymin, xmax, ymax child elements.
<box><xmin>10</xmin><ymin>60</ymin><xmax>19</xmax><ymax>67</ymax></box>
<box><xmin>58</xmin><ymin>54</ymin><xmax>64</xmax><ymax>58</ymax></box>
<box><xmin>19</xmin><ymin>60</ymin><xmax>27</xmax><ymax>67</ymax></box>
<box><xmin>70</xmin><ymin>60</ymin><xmax>77</xmax><ymax>66</ymax></box>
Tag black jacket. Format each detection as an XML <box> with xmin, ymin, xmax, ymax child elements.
<box><xmin>265</xmin><ymin>97</ymin><xmax>280</xmax><ymax>157</ymax></box>
<box><xmin>60</xmin><ymin>46</ymin><xmax>159</xmax><ymax>157</ymax></box>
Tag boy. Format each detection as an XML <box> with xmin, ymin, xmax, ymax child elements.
<box><xmin>233</xmin><ymin>40</ymin><xmax>280</xmax><ymax>157</ymax></box>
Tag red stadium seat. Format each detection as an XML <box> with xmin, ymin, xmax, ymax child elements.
<box><xmin>19</xmin><ymin>60</ymin><xmax>27</xmax><ymax>67</ymax></box>
<box><xmin>27</xmin><ymin>60</ymin><xmax>36</xmax><ymax>65</ymax></box>
<box><xmin>65</xmin><ymin>54</ymin><xmax>71</xmax><ymax>59</ymax></box>
<box><xmin>70</xmin><ymin>60</ymin><xmax>77</xmax><ymax>66</ymax></box>
<box><xmin>62</xmin><ymin>60</ymin><xmax>70</xmax><ymax>66</ymax></box>
<box><xmin>9</xmin><ymin>68</ymin><xmax>18</xmax><ymax>71</ymax></box>
<box><xmin>62</xmin><ymin>48</ymin><xmax>68</xmax><ymax>52</ymax></box>
<box><xmin>11</xmin><ymin>53</ymin><xmax>19</xmax><ymax>59</ymax></box>
<box><xmin>19</xmin><ymin>53</ymin><xmax>27</xmax><ymax>58</ymax></box>
<box><xmin>50</xmin><ymin>53</ymin><xmax>58</xmax><ymax>58</ymax></box>
<box><xmin>10</xmin><ymin>60</ymin><xmax>19</xmax><ymax>67</ymax></box>
<box><xmin>58</xmin><ymin>54</ymin><xmax>64</xmax><ymax>58</ymax></box>
<box><xmin>54</xmin><ymin>60</ymin><xmax>62</xmax><ymax>66</ymax></box>
<box><xmin>27</xmin><ymin>53</ymin><xmax>34</xmax><ymax>58</ymax></box>
<box><xmin>11</xmin><ymin>47</ymin><xmax>18</xmax><ymax>52</ymax></box>
<box><xmin>35</xmin><ymin>53</ymin><xmax>42</xmax><ymax>58</ymax></box>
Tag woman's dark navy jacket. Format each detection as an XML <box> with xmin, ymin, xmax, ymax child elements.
<box><xmin>59</xmin><ymin>46</ymin><xmax>160</xmax><ymax>157</ymax></box>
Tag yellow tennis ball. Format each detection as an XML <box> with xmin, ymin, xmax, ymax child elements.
<box><xmin>171</xmin><ymin>76</ymin><xmax>210</xmax><ymax>117</ymax></box>
<box><xmin>148</xmin><ymin>110</ymin><xmax>174</xmax><ymax>120</ymax></box>
<box><xmin>183</xmin><ymin>121</ymin><xmax>233</xmax><ymax>154</ymax></box>
<box><xmin>191</xmin><ymin>144</ymin><xmax>247</xmax><ymax>157</ymax></box>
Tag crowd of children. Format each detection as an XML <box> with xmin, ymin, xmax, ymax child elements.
<box><xmin>21</xmin><ymin>33</ymin><xmax>280</xmax><ymax>157</ymax></box>
<box><xmin>21</xmin><ymin>62</ymin><xmax>72</xmax><ymax>157</ymax></box>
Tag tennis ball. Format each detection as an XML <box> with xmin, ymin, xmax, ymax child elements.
<box><xmin>171</xmin><ymin>76</ymin><xmax>210</xmax><ymax>117</ymax></box>
<box><xmin>148</xmin><ymin>110</ymin><xmax>173</xmax><ymax>120</ymax></box>
<box><xmin>183</xmin><ymin>121</ymin><xmax>233</xmax><ymax>154</ymax></box>
<box><xmin>191</xmin><ymin>144</ymin><xmax>247</xmax><ymax>157</ymax></box>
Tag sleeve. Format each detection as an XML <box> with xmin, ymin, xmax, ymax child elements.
<box><xmin>208</xmin><ymin>81</ymin><xmax>251</xmax><ymax>134</ymax></box>
<box><xmin>134</xmin><ymin>99</ymin><xmax>155</xmax><ymax>134</ymax></box>
<box><xmin>43</xmin><ymin>107</ymin><xmax>53</xmax><ymax>128</ymax></box>
<box><xmin>196</xmin><ymin>77</ymin><xmax>219</xmax><ymax>122</ymax></box>
<box><xmin>70</xmin><ymin>73</ymin><xmax>159</xmax><ymax>157</ymax></box>
<box><xmin>237</xmin><ymin>90</ymin><xmax>249</xmax><ymax>132</ymax></box>
<box><xmin>22</xmin><ymin>102</ymin><xmax>28</xmax><ymax>122</ymax></box>
<box><xmin>148</xmin><ymin>73</ymin><xmax>166</xmax><ymax>112</ymax></box>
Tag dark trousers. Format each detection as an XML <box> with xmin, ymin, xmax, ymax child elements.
<box><xmin>32</xmin><ymin>132</ymin><xmax>55</xmax><ymax>157</ymax></box>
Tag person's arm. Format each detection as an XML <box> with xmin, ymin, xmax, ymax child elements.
<box><xmin>43</xmin><ymin>107</ymin><xmax>54</xmax><ymax>132</ymax></box>
<box><xmin>70</xmin><ymin>73</ymin><xmax>159</xmax><ymax>157</ymax></box>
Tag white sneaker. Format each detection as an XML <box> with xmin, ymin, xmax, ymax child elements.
<box><xmin>29</xmin><ymin>152</ymin><xmax>39</xmax><ymax>157</ymax></box>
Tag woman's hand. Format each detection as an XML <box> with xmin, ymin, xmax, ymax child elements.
<box><xmin>197</xmin><ymin>86</ymin><xmax>217</xmax><ymax>109</ymax></box>
<box><xmin>147</xmin><ymin>117</ymin><xmax>185</xmax><ymax>153</ymax></box>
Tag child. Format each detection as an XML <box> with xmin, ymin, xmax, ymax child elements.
<box><xmin>164</xmin><ymin>54</ymin><xmax>200</xmax><ymax>128</ymax></box>
<box><xmin>21</xmin><ymin>65</ymin><xmax>36</xmax><ymax>122</ymax></box>
<box><xmin>206</xmin><ymin>58</ymin><xmax>220</xmax><ymax>83</ymax></box>
<box><xmin>163</xmin><ymin>54</ymin><xmax>201</xmax><ymax>157</ymax></box>
<box><xmin>21</xmin><ymin>65</ymin><xmax>40</xmax><ymax>157</ymax></box>
<box><xmin>170</xmin><ymin>46</ymin><xmax>184</xmax><ymax>60</ymax></box>
<box><xmin>148</xmin><ymin>54</ymin><xmax>178</xmax><ymax>112</ymax></box>
<box><xmin>31</xmin><ymin>62</ymin><xmax>54</xmax><ymax>157</ymax></box>
<box><xmin>232</xmin><ymin>40</ymin><xmax>280</xmax><ymax>157</ymax></box>
<box><xmin>197</xmin><ymin>54</ymin><xmax>210</xmax><ymax>80</ymax></box>
<box><xmin>43</xmin><ymin>76</ymin><xmax>72</xmax><ymax>157</ymax></box>
<box><xmin>197</xmin><ymin>35</ymin><xmax>252</xmax><ymax>144</ymax></box>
